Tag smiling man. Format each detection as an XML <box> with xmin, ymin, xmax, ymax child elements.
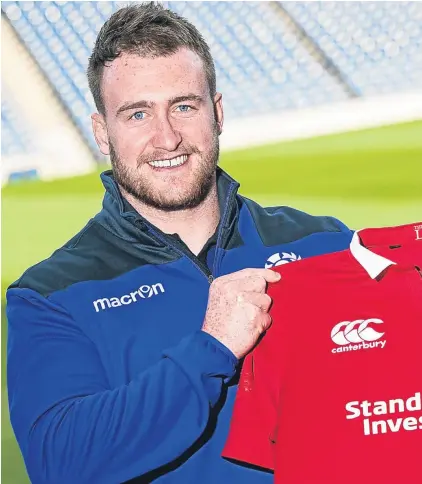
<box><xmin>6</xmin><ymin>3</ymin><xmax>353</xmax><ymax>483</ymax></box>
<box><xmin>94</xmin><ymin>49</ymin><xmax>221</xmax><ymax>216</ymax></box>
<box><xmin>91</xmin><ymin>46</ymin><xmax>223</xmax><ymax>254</ymax></box>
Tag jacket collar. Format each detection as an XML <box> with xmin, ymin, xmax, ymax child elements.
<box><xmin>96</xmin><ymin>167</ymin><xmax>240</xmax><ymax>248</ymax></box>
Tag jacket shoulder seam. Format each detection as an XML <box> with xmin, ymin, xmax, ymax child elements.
<box><xmin>241</xmin><ymin>196</ymin><xmax>343</xmax><ymax>233</ymax></box>
<box><xmin>15</xmin><ymin>219</ymin><xmax>97</xmax><ymax>289</ymax></box>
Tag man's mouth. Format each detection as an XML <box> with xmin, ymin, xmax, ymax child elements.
<box><xmin>148</xmin><ymin>154</ymin><xmax>188</xmax><ymax>169</ymax></box>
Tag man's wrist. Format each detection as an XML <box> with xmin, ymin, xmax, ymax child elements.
<box><xmin>199</xmin><ymin>330</ymin><xmax>239</xmax><ymax>367</ymax></box>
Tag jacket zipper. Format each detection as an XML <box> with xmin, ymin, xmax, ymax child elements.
<box><xmin>144</xmin><ymin>224</ymin><xmax>215</xmax><ymax>284</ymax></box>
<box><xmin>212</xmin><ymin>183</ymin><xmax>237</xmax><ymax>277</ymax></box>
<box><xmin>133</xmin><ymin>182</ymin><xmax>237</xmax><ymax>285</ymax></box>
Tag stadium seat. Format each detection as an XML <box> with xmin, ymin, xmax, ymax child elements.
<box><xmin>166</xmin><ymin>1</ymin><xmax>349</xmax><ymax>116</ymax></box>
<box><xmin>1</xmin><ymin>0</ymin><xmax>421</xmax><ymax>160</ymax></box>
<box><xmin>1</xmin><ymin>95</ymin><xmax>31</xmax><ymax>156</ymax></box>
<box><xmin>2</xmin><ymin>1</ymin><xmax>100</xmax><ymax>153</ymax></box>
<box><xmin>280</xmin><ymin>1</ymin><xmax>422</xmax><ymax>96</ymax></box>
<box><xmin>2</xmin><ymin>0</ymin><xmax>348</xmax><ymax>154</ymax></box>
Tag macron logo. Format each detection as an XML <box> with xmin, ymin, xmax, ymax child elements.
<box><xmin>93</xmin><ymin>283</ymin><xmax>165</xmax><ymax>313</ymax></box>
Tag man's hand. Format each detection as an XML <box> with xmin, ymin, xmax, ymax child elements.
<box><xmin>201</xmin><ymin>268</ymin><xmax>281</xmax><ymax>359</ymax></box>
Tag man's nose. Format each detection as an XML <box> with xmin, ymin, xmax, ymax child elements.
<box><xmin>151</xmin><ymin>115</ymin><xmax>182</xmax><ymax>152</ymax></box>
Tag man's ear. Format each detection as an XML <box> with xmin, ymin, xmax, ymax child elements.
<box><xmin>213</xmin><ymin>92</ymin><xmax>224</xmax><ymax>135</ymax></box>
<box><xmin>91</xmin><ymin>113</ymin><xmax>110</xmax><ymax>155</ymax></box>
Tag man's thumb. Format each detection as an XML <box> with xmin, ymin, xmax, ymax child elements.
<box><xmin>267</xmin><ymin>269</ymin><xmax>281</xmax><ymax>282</ymax></box>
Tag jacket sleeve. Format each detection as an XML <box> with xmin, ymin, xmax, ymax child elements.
<box><xmin>6</xmin><ymin>288</ymin><xmax>238</xmax><ymax>484</ymax></box>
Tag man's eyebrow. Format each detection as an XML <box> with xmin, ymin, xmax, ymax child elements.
<box><xmin>116</xmin><ymin>100</ymin><xmax>154</xmax><ymax>115</ymax></box>
<box><xmin>169</xmin><ymin>94</ymin><xmax>204</xmax><ymax>105</ymax></box>
<box><xmin>116</xmin><ymin>94</ymin><xmax>204</xmax><ymax>116</ymax></box>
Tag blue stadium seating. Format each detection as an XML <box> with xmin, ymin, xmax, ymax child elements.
<box><xmin>1</xmin><ymin>94</ymin><xmax>40</xmax><ymax>182</ymax></box>
<box><xmin>166</xmin><ymin>1</ymin><xmax>349</xmax><ymax>114</ymax></box>
<box><xmin>1</xmin><ymin>1</ymin><xmax>421</xmax><ymax>161</ymax></box>
<box><xmin>1</xmin><ymin>96</ymin><xmax>31</xmax><ymax>156</ymax></box>
<box><xmin>2</xmin><ymin>1</ymin><xmax>101</xmax><ymax>153</ymax></box>
<box><xmin>281</xmin><ymin>1</ymin><xmax>422</xmax><ymax>96</ymax></box>
<box><xmin>2</xmin><ymin>0</ymin><xmax>348</xmax><ymax>157</ymax></box>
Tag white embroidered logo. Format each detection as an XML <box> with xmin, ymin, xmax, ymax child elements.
<box><xmin>93</xmin><ymin>283</ymin><xmax>165</xmax><ymax>312</ymax></box>
<box><xmin>414</xmin><ymin>224</ymin><xmax>422</xmax><ymax>241</ymax></box>
<box><xmin>331</xmin><ymin>318</ymin><xmax>386</xmax><ymax>354</ymax></box>
<box><xmin>265</xmin><ymin>252</ymin><xmax>301</xmax><ymax>269</ymax></box>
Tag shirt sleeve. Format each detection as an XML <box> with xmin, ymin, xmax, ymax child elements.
<box><xmin>222</xmin><ymin>280</ymin><xmax>284</xmax><ymax>471</ymax></box>
<box><xmin>222</xmin><ymin>351</ymin><xmax>277</xmax><ymax>470</ymax></box>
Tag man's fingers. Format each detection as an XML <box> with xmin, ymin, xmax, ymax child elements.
<box><xmin>258</xmin><ymin>268</ymin><xmax>282</xmax><ymax>282</ymax></box>
<box><xmin>236</xmin><ymin>276</ymin><xmax>267</xmax><ymax>293</ymax></box>
<box><xmin>239</xmin><ymin>271</ymin><xmax>281</xmax><ymax>293</ymax></box>
<box><xmin>262</xmin><ymin>312</ymin><xmax>273</xmax><ymax>331</ymax></box>
<box><xmin>213</xmin><ymin>268</ymin><xmax>281</xmax><ymax>295</ymax></box>
<box><xmin>239</xmin><ymin>292</ymin><xmax>273</xmax><ymax>312</ymax></box>
<box><xmin>224</xmin><ymin>268</ymin><xmax>281</xmax><ymax>283</ymax></box>
<box><xmin>239</xmin><ymin>268</ymin><xmax>281</xmax><ymax>285</ymax></box>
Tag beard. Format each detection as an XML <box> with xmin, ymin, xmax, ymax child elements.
<box><xmin>109</xmin><ymin>124</ymin><xmax>220</xmax><ymax>212</ymax></box>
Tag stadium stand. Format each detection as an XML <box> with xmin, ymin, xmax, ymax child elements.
<box><xmin>1</xmin><ymin>95</ymin><xmax>40</xmax><ymax>182</ymax></box>
<box><xmin>166</xmin><ymin>2</ymin><xmax>349</xmax><ymax>113</ymax></box>
<box><xmin>1</xmin><ymin>1</ymin><xmax>421</xmax><ymax>162</ymax></box>
<box><xmin>2</xmin><ymin>0</ymin><xmax>350</xmax><ymax>153</ymax></box>
<box><xmin>281</xmin><ymin>1</ymin><xmax>422</xmax><ymax>96</ymax></box>
<box><xmin>2</xmin><ymin>1</ymin><xmax>100</xmax><ymax>153</ymax></box>
<box><xmin>1</xmin><ymin>96</ymin><xmax>31</xmax><ymax>156</ymax></box>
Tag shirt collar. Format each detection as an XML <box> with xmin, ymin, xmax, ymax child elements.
<box><xmin>349</xmin><ymin>230</ymin><xmax>396</xmax><ymax>279</ymax></box>
<box><xmin>357</xmin><ymin>222</ymin><xmax>422</xmax><ymax>247</ymax></box>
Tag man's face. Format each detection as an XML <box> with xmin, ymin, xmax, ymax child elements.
<box><xmin>92</xmin><ymin>48</ymin><xmax>224</xmax><ymax>211</ymax></box>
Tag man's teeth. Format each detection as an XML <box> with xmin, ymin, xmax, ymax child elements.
<box><xmin>148</xmin><ymin>154</ymin><xmax>188</xmax><ymax>168</ymax></box>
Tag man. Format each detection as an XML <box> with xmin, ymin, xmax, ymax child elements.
<box><xmin>6</xmin><ymin>3</ymin><xmax>353</xmax><ymax>483</ymax></box>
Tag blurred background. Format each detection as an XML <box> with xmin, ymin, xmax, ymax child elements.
<box><xmin>1</xmin><ymin>1</ymin><xmax>422</xmax><ymax>482</ymax></box>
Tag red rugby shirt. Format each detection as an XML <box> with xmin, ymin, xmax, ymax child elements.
<box><xmin>223</xmin><ymin>222</ymin><xmax>422</xmax><ymax>483</ymax></box>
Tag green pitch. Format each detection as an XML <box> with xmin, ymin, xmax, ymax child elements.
<box><xmin>2</xmin><ymin>120</ymin><xmax>422</xmax><ymax>483</ymax></box>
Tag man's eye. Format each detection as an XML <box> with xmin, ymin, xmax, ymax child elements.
<box><xmin>176</xmin><ymin>105</ymin><xmax>192</xmax><ymax>113</ymax></box>
<box><xmin>131</xmin><ymin>111</ymin><xmax>145</xmax><ymax>120</ymax></box>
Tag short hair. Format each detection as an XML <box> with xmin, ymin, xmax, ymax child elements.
<box><xmin>87</xmin><ymin>2</ymin><xmax>216</xmax><ymax>115</ymax></box>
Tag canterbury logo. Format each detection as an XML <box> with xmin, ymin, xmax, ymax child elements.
<box><xmin>331</xmin><ymin>318</ymin><xmax>384</xmax><ymax>345</ymax></box>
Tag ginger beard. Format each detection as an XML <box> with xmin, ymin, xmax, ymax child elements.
<box><xmin>109</xmin><ymin>122</ymin><xmax>220</xmax><ymax>212</ymax></box>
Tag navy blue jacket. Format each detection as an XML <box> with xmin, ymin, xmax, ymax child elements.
<box><xmin>7</xmin><ymin>168</ymin><xmax>353</xmax><ymax>483</ymax></box>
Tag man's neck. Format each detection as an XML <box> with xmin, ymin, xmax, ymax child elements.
<box><xmin>121</xmin><ymin>184</ymin><xmax>220</xmax><ymax>256</ymax></box>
